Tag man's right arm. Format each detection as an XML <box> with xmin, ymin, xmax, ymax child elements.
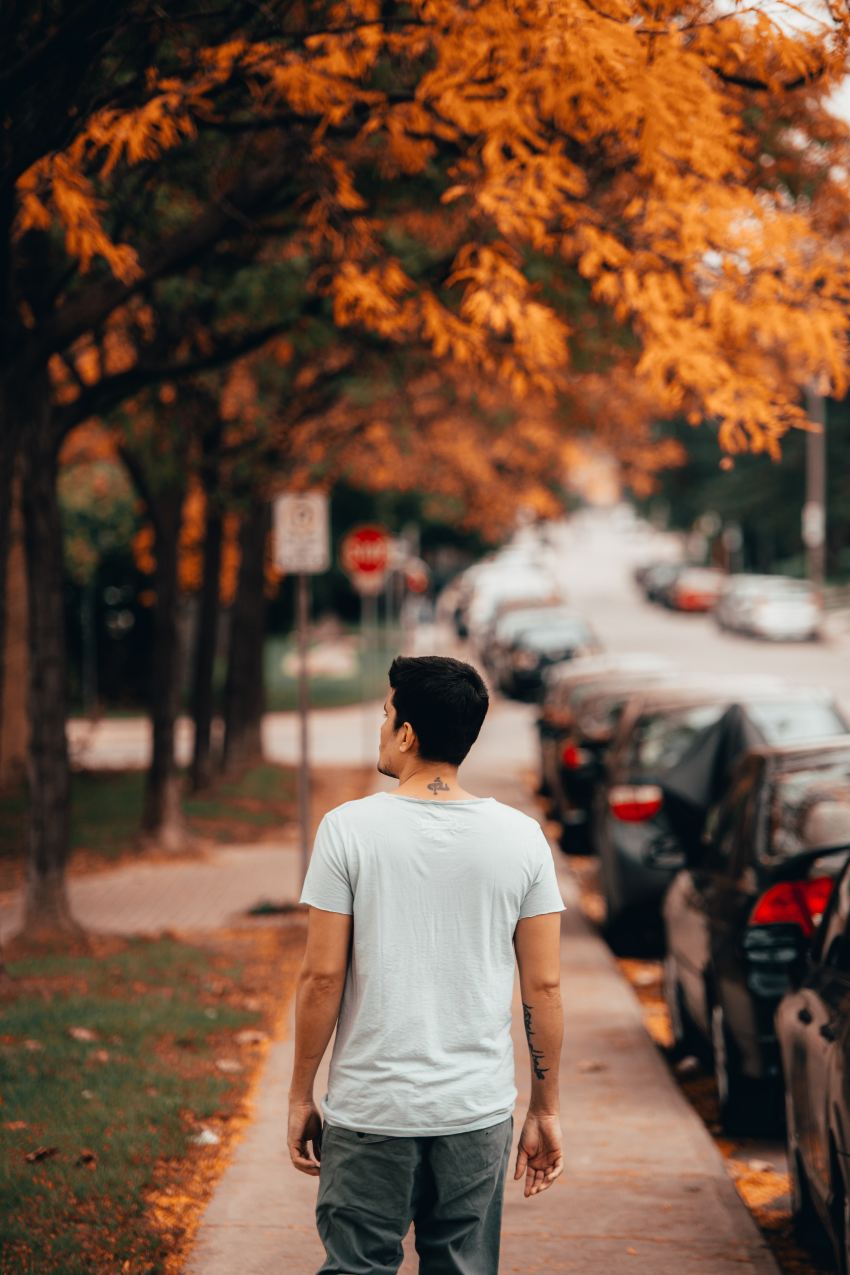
<box><xmin>513</xmin><ymin>912</ymin><xmax>564</xmax><ymax>1198</ymax></box>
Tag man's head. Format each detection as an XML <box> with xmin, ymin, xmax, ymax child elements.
<box><xmin>378</xmin><ymin>655</ymin><xmax>489</xmax><ymax>778</ymax></box>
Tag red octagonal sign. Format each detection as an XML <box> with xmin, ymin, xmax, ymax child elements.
<box><xmin>340</xmin><ymin>524</ymin><xmax>390</xmax><ymax>578</ymax></box>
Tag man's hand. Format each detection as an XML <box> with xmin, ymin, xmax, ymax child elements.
<box><xmin>514</xmin><ymin>1109</ymin><xmax>563</xmax><ymax>1198</ymax></box>
<box><xmin>288</xmin><ymin>1098</ymin><xmax>323</xmax><ymax>1176</ymax></box>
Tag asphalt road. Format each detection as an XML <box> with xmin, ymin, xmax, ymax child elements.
<box><xmin>544</xmin><ymin>511</ymin><xmax>850</xmax><ymax>711</ymax></box>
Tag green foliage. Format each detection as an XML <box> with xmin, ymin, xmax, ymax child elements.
<box><xmin>58</xmin><ymin>458</ymin><xmax>137</xmax><ymax>587</ymax></box>
<box><xmin>642</xmin><ymin>400</ymin><xmax>850</xmax><ymax>579</ymax></box>
<box><xmin>0</xmin><ymin>763</ymin><xmax>299</xmax><ymax>868</ymax></box>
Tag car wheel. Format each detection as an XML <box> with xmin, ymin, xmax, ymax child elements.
<box><xmin>663</xmin><ymin>956</ymin><xmax>699</xmax><ymax>1058</ymax></box>
<box><xmin>711</xmin><ymin>1002</ymin><xmax>751</xmax><ymax>1134</ymax></box>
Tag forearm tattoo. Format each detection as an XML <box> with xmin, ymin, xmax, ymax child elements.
<box><xmin>427</xmin><ymin>777</ymin><xmax>450</xmax><ymax>793</ymax></box>
<box><xmin>522</xmin><ymin>1001</ymin><xmax>549</xmax><ymax>1080</ymax></box>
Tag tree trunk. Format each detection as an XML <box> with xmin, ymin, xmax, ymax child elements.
<box><xmin>0</xmin><ymin>379</ymin><xmax>21</xmax><ymax>749</ymax></box>
<box><xmin>190</xmin><ymin>496</ymin><xmax>223</xmax><ymax>791</ymax></box>
<box><xmin>20</xmin><ymin>380</ymin><xmax>85</xmax><ymax>942</ymax></box>
<box><xmin>140</xmin><ymin>486</ymin><xmax>189</xmax><ymax>852</ymax></box>
<box><xmin>0</xmin><ymin>465</ymin><xmax>29</xmax><ymax>791</ymax></box>
<box><xmin>222</xmin><ymin>501</ymin><xmax>269</xmax><ymax>773</ymax></box>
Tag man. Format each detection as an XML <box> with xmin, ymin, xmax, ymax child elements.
<box><xmin>288</xmin><ymin>654</ymin><xmax>565</xmax><ymax>1275</ymax></box>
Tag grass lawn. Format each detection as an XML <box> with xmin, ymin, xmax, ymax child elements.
<box><xmin>264</xmin><ymin>626</ymin><xmax>403</xmax><ymax>711</ymax></box>
<box><xmin>0</xmin><ymin>925</ymin><xmax>305</xmax><ymax>1275</ymax></box>
<box><xmin>0</xmin><ymin>763</ymin><xmax>297</xmax><ymax>889</ymax></box>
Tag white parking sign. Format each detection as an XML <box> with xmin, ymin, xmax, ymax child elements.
<box><xmin>273</xmin><ymin>492</ymin><xmax>330</xmax><ymax>574</ymax></box>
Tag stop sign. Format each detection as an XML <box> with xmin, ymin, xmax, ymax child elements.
<box><xmin>340</xmin><ymin>525</ymin><xmax>390</xmax><ymax>585</ymax></box>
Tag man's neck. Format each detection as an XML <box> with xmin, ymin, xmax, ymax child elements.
<box><xmin>393</xmin><ymin>763</ymin><xmax>475</xmax><ymax>801</ymax></box>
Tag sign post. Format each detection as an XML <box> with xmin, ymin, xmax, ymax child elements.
<box><xmin>340</xmin><ymin>525</ymin><xmax>391</xmax><ymax>764</ymax></box>
<box><xmin>803</xmin><ymin>386</ymin><xmax>827</xmax><ymax>590</ymax></box>
<box><xmin>273</xmin><ymin>492</ymin><xmax>330</xmax><ymax>885</ymax></box>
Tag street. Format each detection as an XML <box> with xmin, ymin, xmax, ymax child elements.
<box><xmin>24</xmin><ymin>510</ymin><xmax>850</xmax><ymax>1271</ymax></box>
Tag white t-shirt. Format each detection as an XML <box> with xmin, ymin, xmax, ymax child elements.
<box><xmin>299</xmin><ymin>791</ymin><xmax>566</xmax><ymax>1136</ymax></box>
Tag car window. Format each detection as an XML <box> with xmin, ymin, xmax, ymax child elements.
<box><xmin>516</xmin><ymin>622</ymin><xmax>592</xmax><ymax>648</ymax></box>
<box><xmin>745</xmin><ymin>700</ymin><xmax>845</xmax><ymax>744</ymax></box>
<box><xmin>577</xmin><ymin>694</ymin><xmax>628</xmax><ymax>737</ymax></box>
<box><xmin>496</xmin><ymin>609</ymin><xmax>570</xmax><ymax>640</ymax></box>
<box><xmin>769</xmin><ymin>765</ymin><xmax>850</xmax><ymax>861</ymax></box>
<box><xmin>628</xmin><ymin>704</ymin><xmax>726</xmax><ymax>773</ymax></box>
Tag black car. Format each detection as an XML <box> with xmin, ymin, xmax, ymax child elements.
<box><xmin>665</xmin><ymin>739</ymin><xmax>850</xmax><ymax>1133</ymax></box>
<box><xmin>596</xmin><ymin>687</ymin><xmax>849</xmax><ymax>945</ymax></box>
<box><xmin>544</xmin><ymin>670</ymin><xmax>679</xmax><ymax>853</ymax></box>
<box><xmin>641</xmin><ymin>562</ymin><xmax>685</xmax><ymax>605</ymax></box>
<box><xmin>536</xmin><ymin>654</ymin><xmax>673</xmax><ymax>799</ymax></box>
<box><xmin>778</xmin><ymin>851</ymin><xmax>850</xmax><ymax>1272</ymax></box>
<box><xmin>484</xmin><ymin>601</ymin><xmax>577</xmax><ymax>683</ymax></box>
<box><xmin>499</xmin><ymin>616</ymin><xmax>601</xmax><ymax>701</ymax></box>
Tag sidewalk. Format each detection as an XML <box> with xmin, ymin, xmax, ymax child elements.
<box><xmin>0</xmin><ymin>840</ymin><xmax>302</xmax><ymax>943</ymax></box>
<box><xmin>184</xmin><ymin>765</ymin><xmax>779</xmax><ymax>1275</ymax></box>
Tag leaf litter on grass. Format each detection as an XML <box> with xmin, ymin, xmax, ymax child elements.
<box><xmin>0</xmin><ymin>922</ymin><xmax>306</xmax><ymax>1275</ymax></box>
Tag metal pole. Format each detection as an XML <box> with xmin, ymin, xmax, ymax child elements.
<box><xmin>360</xmin><ymin>587</ymin><xmax>369</xmax><ymax>765</ymax></box>
<box><xmin>296</xmin><ymin>572</ymin><xmax>311</xmax><ymax>885</ymax></box>
<box><xmin>803</xmin><ymin>387</ymin><xmax>827</xmax><ymax>590</ymax></box>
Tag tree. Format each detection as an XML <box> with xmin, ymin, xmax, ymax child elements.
<box><xmin>7</xmin><ymin>0</ymin><xmax>850</xmax><ymax>939</ymax></box>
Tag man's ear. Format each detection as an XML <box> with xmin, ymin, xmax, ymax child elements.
<box><xmin>399</xmin><ymin>720</ymin><xmax>417</xmax><ymax>753</ymax></box>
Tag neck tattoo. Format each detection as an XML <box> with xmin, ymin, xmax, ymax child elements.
<box><xmin>427</xmin><ymin>777</ymin><xmax>450</xmax><ymax>794</ymax></box>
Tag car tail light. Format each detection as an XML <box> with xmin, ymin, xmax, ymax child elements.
<box><xmin>748</xmin><ymin>876</ymin><xmax>835</xmax><ymax>939</ymax></box>
<box><xmin>608</xmin><ymin>784</ymin><xmax>663</xmax><ymax>822</ymax></box>
<box><xmin>676</xmin><ymin>590</ymin><xmax>711</xmax><ymax>610</ymax></box>
<box><xmin>561</xmin><ymin>742</ymin><xmax>591</xmax><ymax>768</ymax></box>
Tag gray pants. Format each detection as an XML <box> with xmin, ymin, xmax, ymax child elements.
<box><xmin>315</xmin><ymin>1116</ymin><xmax>513</xmax><ymax>1275</ymax></box>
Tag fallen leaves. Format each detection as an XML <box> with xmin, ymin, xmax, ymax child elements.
<box><xmin>24</xmin><ymin>1146</ymin><xmax>59</xmax><ymax>1163</ymax></box>
<box><xmin>68</xmin><ymin>1026</ymin><xmax>99</xmax><ymax>1042</ymax></box>
<box><xmin>234</xmin><ymin>1029</ymin><xmax>268</xmax><ymax>1046</ymax></box>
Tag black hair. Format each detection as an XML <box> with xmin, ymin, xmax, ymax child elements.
<box><xmin>388</xmin><ymin>655</ymin><xmax>489</xmax><ymax>767</ymax></box>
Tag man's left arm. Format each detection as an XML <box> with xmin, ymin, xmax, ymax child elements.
<box><xmin>287</xmin><ymin>906</ymin><xmax>352</xmax><ymax>1175</ymax></box>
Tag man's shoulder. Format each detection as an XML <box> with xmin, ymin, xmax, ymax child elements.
<box><xmin>322</xmin><ymin>793</ymin><xmax>386</xmax><ymax>826</ymax></box>
<box><xmin>484</xmin><ymin>799</ymin><xmax>545</xmax><ymax>836</ymax></box>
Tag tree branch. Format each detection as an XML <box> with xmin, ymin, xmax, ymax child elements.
<box><xmin>37</xmin><ymin>160</ymin><xmax>295</xmax><ymax>363</ymax></box>
<box><xmin>55</xmin><ymin>320</ymin><xmax>292</xmax><ymax>438</ymax></box>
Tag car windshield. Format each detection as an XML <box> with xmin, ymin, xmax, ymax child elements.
<box><xmin>745</xmin><ymin>700</ymin><xmax>845</xmax><ymax>743</ymax></box>
<box><xmin>496</xmin><ymin>608</ymin><xmax>574</xmax><ymax>640</ymax></box>
<box><xmin>576</xmin><ymin>692</ymin><xmax>630</xmax><ymax>735</ymax></box>
<box><xmin>632</xmin><ymin>704</ymin><xmax>726</xmax><ymax>772</ymax></box>
<box><xmin>725</xmin><ymin>576</ymin><xmax>813</xmax><ymax>601</ymax></box>
<box><xmin>770</xmin><ymin>764</ymin><xmax>850</xmax><ymax>859</ymax></box>
<box><xmin>516</xmin><ymin>621</ymin><xmax>592</xmax><ymax>649</ymax></box>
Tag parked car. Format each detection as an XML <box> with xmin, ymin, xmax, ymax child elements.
<box><xmin>778</xmin><ymin>852</ymin><xmax>850</xmax><ymax>1270</ymax></box>
<box><xmin>640</xmin><ymin>562</ymin><xmax>685</xmax><ymax>604</ymax></box>
<box><xmin>500</xmin><ymin>615</ymin><xmax>601</xmax><ymax>701</ymax></box>
<box><xmin>481</xmin><ymin>599</ymin><xmax>572</xmax><ymax>677</ymax></box>
<box><xmin>596</xmin><ymin>685</ymin><xmax>849</xmax><ymax>945</ymax></box>
<box><xmin>715</xmin><ymin>574</ymin><xmax>822</xmax><ymax>641</ymax></box>
<box><xmin>448</xmin><ymin>548</ymin><xmax>557</xmax><ymax>640</ymax></box>
<box><xmin>666</xmin><ymin>566</ymin><xmax>726</xmax><ymax>613</ymax></box>
<box><xmin>542</xmin><ymin>669</ymin><xmax>680</xmax><ymax>852</ymax></box>
<box><xmin>536</xmin><ymin>653</ymin><xmax>675</xmax><ymax>794</ymax></box>
<box><xmin>664</xmin><ymin>739</ymin><xmax>850</xmax><ymax>1132</ymax></box>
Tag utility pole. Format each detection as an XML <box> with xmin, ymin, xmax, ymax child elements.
<box><xmin>803</xmin><ymin>387</ymin><xmax>827</xmax><ymax>590</ymax></box>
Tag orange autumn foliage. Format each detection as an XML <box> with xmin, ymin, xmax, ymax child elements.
<box><xmin>15</xmin><ymin>1</ymin><xmax>850</xmax><ymax>474</ymax></box>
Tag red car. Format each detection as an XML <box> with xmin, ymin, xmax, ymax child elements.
<box><xmin>668</xmin><ymin>567</ymin><xmax>726</xmax><ymax>612</ymax></box>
